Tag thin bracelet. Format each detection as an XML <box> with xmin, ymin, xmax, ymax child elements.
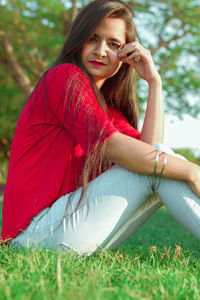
<box><xmin>152</xmin><ymin>150</ymin><xmax>167</xmax><ymax>193</ymax></box>
<box><xmin>153</xmin><ymin>149</ymin><xmax>160</xmax><ymax>175</ymax></box>
<box><xmin>158</xmin><ymin>152</ymin><xmax>167</xmax><ymax>177</ymax></box>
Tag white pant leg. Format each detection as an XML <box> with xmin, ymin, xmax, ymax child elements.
<box><xmin>158</xmin><ymin>177</ymin><xmax>200</xmax><ymax>240</ymax></box>
<box><xmin>102</xmin><ymin>144</ymin><xmax>187</xmax><ymax>249</ymax></box>
<box><xmin>153</xmin><ymin>144</ymin><xmax>200</xmax><ymax>241</ymax></box>
<box><xmin>12</xmin><ymin>165</ymin><xmax>159</xmax><ymax>255</ymax></box>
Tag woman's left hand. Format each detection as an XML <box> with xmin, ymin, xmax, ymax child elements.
<box><xmin>118</xmin><ymin>41</ymin><xmax>160</xmax><ymax>84</ymax></box>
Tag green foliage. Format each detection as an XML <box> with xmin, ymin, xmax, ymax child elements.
<box><xmin>133</xmin><ymin>0</ymin><xmax>200</xmax><ymax>115</ymax></box>
<box><xmin>1</xmin><ymin>200</ymin><xmax>200</xmax><ymax>299</ymax></box>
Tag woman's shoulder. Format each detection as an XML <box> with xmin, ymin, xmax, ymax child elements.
<box><xmin>47</xmin><ymin>63</ymin><xmax>87</xmax><ymax>81</ymax></box>
<box><xmin>44</xmin><ymin>63</ymin><xmax>94</xmax><ymax>98</ymax></box>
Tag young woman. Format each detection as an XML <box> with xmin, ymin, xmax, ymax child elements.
<box><xmin>1</xmin><ymin>0</ymin><xmax>200</xmax><ymax>255</ymax></box>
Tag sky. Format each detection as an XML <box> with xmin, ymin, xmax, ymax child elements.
<box><xmin>164</xmin><ymin>114</ymin><xmax>200</xmax><ymax>150</ymax></box>
<box><xmin>139</xmin><ymin>114</ymin><xmax>200</xmax><ymax>153</ymax></box>
<box><xmin>139</xmin><ymin>114</ymin><xmax>200</xmax><ymax>152</ymax></box>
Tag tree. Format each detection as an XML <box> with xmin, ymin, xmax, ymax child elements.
<box><xmin>0</xmin><ymin>0</ymin><xmax>199</xmax><ymax>167</ymax></box>
<box><xmin>129</xmin><ymin>0</ymin><xmax>200</xmax><ymax>117</ymax></box>
<box><xmin>0</xmin><ymin>0</ymin><xmax>81</xmax><ymax>161</ymax></box>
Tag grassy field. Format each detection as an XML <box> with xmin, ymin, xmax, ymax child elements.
<box><xmin>0</xmin><ymin>195</ymin><xmax>200</xmax><ymax>300</ymax></box>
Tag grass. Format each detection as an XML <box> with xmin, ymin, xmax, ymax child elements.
<box><xmin>0</xmin><ymin>195</ymin><xmax>200</xmax><ymax>300</ymax></box>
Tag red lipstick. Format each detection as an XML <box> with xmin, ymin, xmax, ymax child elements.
<box><xmin>89</xmin><ymin>61</ymin><xmax>105</xmax><ymax>66</ymax></box>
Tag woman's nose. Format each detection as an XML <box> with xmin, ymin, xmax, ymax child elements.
<box><xmin>94</xmin><ymin>41</ymin><xmax>107</xmax><ymax>57</ymax></box>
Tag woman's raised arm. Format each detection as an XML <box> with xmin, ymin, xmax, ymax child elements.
<box><xmin>118</xmin><ymin>42</ymin><xmax>164</xmax><ymax>144</ymax></box>
<box><xmin>139</xmin><ymin>77</ymin><xmax>164</xmax><ymax>144</ymax></box>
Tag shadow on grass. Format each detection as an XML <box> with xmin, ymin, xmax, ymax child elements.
<box><xmin>0</xmin><ymin>197</ymin><xmax>199</xmax><ymax>257</ymax></box>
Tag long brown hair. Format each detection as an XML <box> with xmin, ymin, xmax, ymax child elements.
<box><xmin>52</xmin><ymin>0</ymin><xmax>140</xmax><ymax>215</ymax></box>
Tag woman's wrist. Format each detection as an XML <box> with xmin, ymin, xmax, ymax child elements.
<box><xmin>147</xmin><ymin>75</ymin><xmax>162</xmax><ymax>87</ymax></box>
<box><xmin>186</xmin><ymin>163</ymin><xmax>200</xmax><ymax>197</ymax></box>
<box><xmin>187</xmin><ymin>162</ymin><xmax>200</xmax><ymax>184</ymax></box>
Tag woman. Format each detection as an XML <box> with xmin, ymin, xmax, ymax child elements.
<box><xmin>1</xmin><ymin>0</ymin><xmax>200</xmax><ymax>255</ymax></box>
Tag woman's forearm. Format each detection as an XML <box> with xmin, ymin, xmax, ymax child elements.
<box><xmin>140</xmin><ymin>77</ymin><xmax>164</xmax><ymax>145</ymax></box>
<box><xmin>106</xmin><ymin>132</ymin><xmax>194</xmax><ymax>183</ymax></box>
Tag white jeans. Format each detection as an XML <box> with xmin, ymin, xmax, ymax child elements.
<box><xmin>12</xmin><ymin>144</ymin><xmax>200</xmax><ymax>255</ymax></box>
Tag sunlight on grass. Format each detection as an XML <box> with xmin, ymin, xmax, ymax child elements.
<box><xmin>0</xmin><ymin>197</ymin><xmax>200</xmax><ymax>299</ymax></box>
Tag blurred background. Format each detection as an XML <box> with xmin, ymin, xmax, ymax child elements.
<box><xmin>0</xmin><ymin>0</ymin><xmax>200</xmax><ymax>188</ymax></box>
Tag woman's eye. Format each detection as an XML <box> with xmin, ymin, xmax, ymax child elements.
<box><xmin>109</xmin><ymin>42</ymin><xmax>121</xmax><ymax>49</ymax></box>
<box><xmin>88</xmin><ymin>36</ymin><xmax>97</xmax><ymax>42</ymax></box>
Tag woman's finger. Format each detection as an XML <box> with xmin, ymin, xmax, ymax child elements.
<box><xmin>118</xmin><ymin>44</ymin><xmax>151</xmax><ymax>64</ymax></box>
<box><xmin>118</xmin><ymin>43</ymin><xmax>137</xmax><ymax>58</ymax></box>
<box><xmin>119</xmin><ymin>51</ymin><xmax>141</xmax><ymax>65</ymax></box>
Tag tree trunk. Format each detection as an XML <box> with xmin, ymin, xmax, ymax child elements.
<box><xmin>71</xmin><ymin>0</ymin><xmax>77</xmax><ymax>22</ymax></box>
<box><xmin>2</xmin><ymin>33</ymin><xmax>34</xmax><ymax>98</ymax></box>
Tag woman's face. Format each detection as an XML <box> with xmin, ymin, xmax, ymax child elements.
<box><xmin>81</xmin><ymin>17</ymin><xmax>126</xmax><ymax>89</ymax></box>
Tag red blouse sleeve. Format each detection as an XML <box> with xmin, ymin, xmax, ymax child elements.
<box><xmin>107</xmin><ymin>106</ymin><xmax>141</xmax><ymax>140</ymax></box>
<box><xmin>45</xmin><ymin>64</ymin><xmax>117</xmax><ymax>153</ymax></box>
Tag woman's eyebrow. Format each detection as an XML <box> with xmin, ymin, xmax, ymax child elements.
<box><xmin>109</xmin><ymin>37</ymin><xmax>124</xmax><ymax>44</ymax></box>
<box><xmin>92</xmin><ymin>33</ymin><xmax>124</xmax><ymax>44</ymax></box>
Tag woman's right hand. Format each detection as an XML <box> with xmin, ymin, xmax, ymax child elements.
<box><xmin>118</xmin><ymin>41</ymin><xmax>160</xmax><ymax>84</ymax></box>
<box><xmin>188</xmin><ymin>163</ymin><xmax>200</xmax><ymax>198</ymax></box>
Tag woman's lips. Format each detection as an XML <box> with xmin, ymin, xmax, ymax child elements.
<box><xmin>89</xmin><ymin>61</ymin><xmax>105</xmax><ymax>66</ymax></box>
